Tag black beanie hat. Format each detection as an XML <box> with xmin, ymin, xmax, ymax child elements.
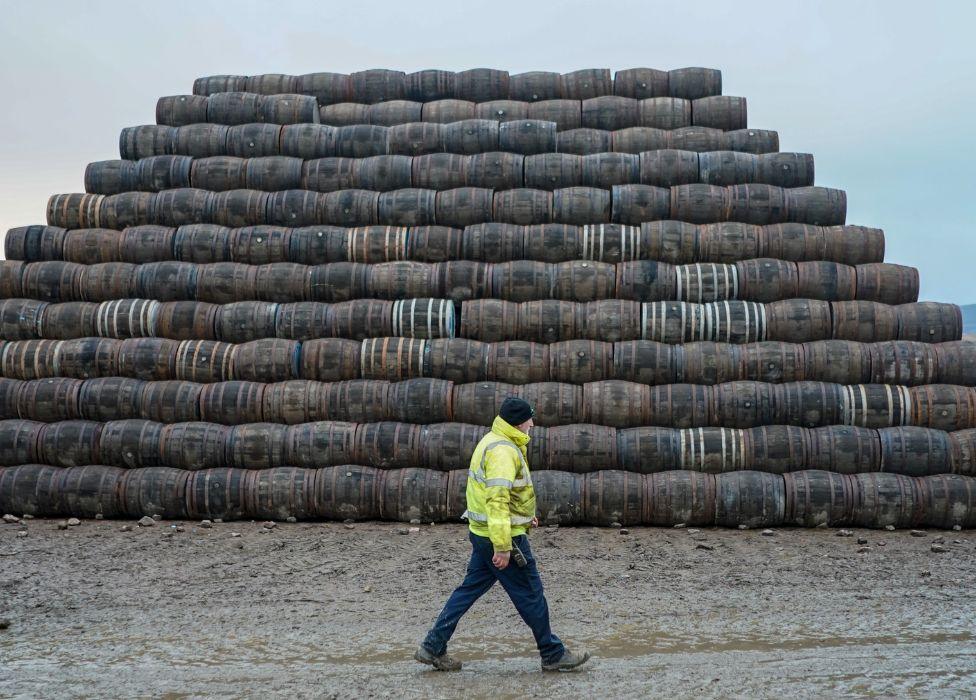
<box><xmin>499</xmin><ymin>397</ymin><xmax>534</xmax><ymax>426</ymax></box>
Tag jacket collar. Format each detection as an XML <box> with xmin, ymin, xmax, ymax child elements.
<box><xmin>491</xmin><ymin>416</ymin><xmax>530</xmax><ymax>447</ymax></box>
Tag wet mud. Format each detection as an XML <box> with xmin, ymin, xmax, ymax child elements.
<box><xmin>1</xmin><ymin>520</ymin><xmax>975</xmax><ymax>698</ymax></box>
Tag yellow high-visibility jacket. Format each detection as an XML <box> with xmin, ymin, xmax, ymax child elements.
<box><xmin>463</xmin><ymin>416</ymin><xmax>536</xmax><ymax>552</ymax></box>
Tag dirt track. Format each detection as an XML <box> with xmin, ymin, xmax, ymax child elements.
<box><xmin>1</xmin><ymin>518</ymin><xmax>975</xmax><ymax>699</ymax></box>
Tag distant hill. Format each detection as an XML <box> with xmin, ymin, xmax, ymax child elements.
<box><xmin>962</xmin><ymin>304</ymin><xmax>976</xmax><ymax>336</ymax></box>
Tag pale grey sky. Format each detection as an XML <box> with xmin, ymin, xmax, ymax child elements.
<box><xmin>1</xmin><ymin>0</ymin><xmax>973</xmax><ymax>303</ymax></box>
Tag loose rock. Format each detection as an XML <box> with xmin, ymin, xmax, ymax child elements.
<box><xmin>857</xmin><ymin>546</ymin><xmax>870</xmax><ymax>554</ymax></box>
<box><xmin>286</xmin><ymin>517</ymin><xmax>297</xmax><ymax>523</ymax></box>
<box><xmin>619</xmin><ymin>528</ymin><xmax>629</xmax><ymax>536</ymax></box>
<box><xmin>409</xmin><ymin>518</ymin><xmax>421</xmax><ymax>525</ymax></box>
<box><xmin>932</xmin><ymin>536</ymin><xmax>945</xmax><ymax>544</ymax></box>
<box><xmin>230</xmin><ymin>532</ymin><xmax>241</xmax><ymax>538</ymax></box>
<box><xmin>344</xmin><ymin>523</ymin><xmax>355</xmax><ymax>530</ymax></box>
<box><xmin>3</xmin><ymin>514</ymin><xmax>20</xmax><ymax>524</ymax></box>
<box><xmin>737</xmin><ymin>524</ymin><xmax>749</xmax><ymax>530</ymax></box>
<box><xmin>57</xmin><ymin>521</ymin><xmax>69</xmax><ymax>531</ymax></box>
<box><xmin>857</xmin><ymin>537</ymin><xmax>868</xmax><ymax>545</ymax></box>
<box><xmin>138</xmin><ymin>516</ymin><xmax>155</xmax><ymax>527</ymax></box>
<box><xmin>397</xmin><ymin>528</ymin><xmax>409</xmax><ymax>535</ymax></box>
<box><xmin>931</xmin><ymin>544</ymin><xmax>949</xmax><ymax>553</ymax></box>
<box><xmin>67</xmin><ymin>518</ymin><xmax>81</xmax><ymax>527</ymax></box>
<box><xmin>877</xmin><ymin>541</ymin><xmax>886</xmax><ymax>547</ymax></box>
<box><xmin>214</xmin><ymin>519</ymin><xmax>223</xmax><ymax>524</ymax></box>
<box><xmin>120</xmin><ymin>525</ymin><xmax>132</xmax><ymax>532</ymax></box>
<box><xmin>17</xmin><ymin>531</ymin><xmax>27</xmax><ymax>538</ymax></box>
<box><xmin>94</xmin><ymin>513</ymin><xmax>103</xmax><ymax>520</ymax></box>
<box><xmin>952</xmin><ymin>524</ymin><xmax>962</xmax><ymax>531</ymax></box>
<box><xmin>687</xmin><ymin>528</ymin><xmax>700</xmax><ymax>535</ymax></box>
<box><xmin>199</xmin><ymin>520</ymin><xmax>213</xmax><ymax>529</ymax></box>
<box><xmin>696</xmin><ymin>543</ymin><xmax>714</xmax><ymax>551</ymax></box>
<box><xmin>884</xmin><ymin>525</ymin><xmax>895</xmax><ymax>531</ymax></box>
<box><xmin>152</xmin><ymin>514</ymin><xmax>162</xmax><ymax>521</ymax></box>
<box><xmin>262</xmin><ymin>521</ymin><xmax>276</xmax><ymax>529</ymax></box>
<box><xmin>408</xmin><ymin>527</ymin><xmax>420</xmax><ymax>534</ymax></box>
<box><xmin>0</xmin><ymin>619</ymin><xmax>10</xmax><ymax>630</ymax></box>
<box><xmin>910</xmin><ymin>530</ymin><xmax>926</xmax><ymax>537</ymax></box>
<box><xmin>673</xmin><ymin>523</ymin><xmax>686</xmax><ymax>529</ymax></box>
<box><xmin>175</xmin><ymin>526</ymin><xmax>185</xmax><ymax>533</ymax></box>
<box><xmin>836</xmin><ymin>529</ymin><xmax>853</xmax><ymax>537</ymax></box>
<box><xmin>761</xmin><ymin>529</ymin><xmax>776</xmax><ymax>537</ymax></box>
<box><xmin>610</xmin><ymin>521</ymin><xmax>622</xmax><ymax>529</ymax></box>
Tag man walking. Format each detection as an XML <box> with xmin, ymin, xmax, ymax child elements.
<box><xmin>415</xmin><ymin>397</ymin><xmax>591</xmax><ymax>672</ymax></box>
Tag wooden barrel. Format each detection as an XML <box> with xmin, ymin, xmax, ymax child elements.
<box><xmin>525</xmin><ymin>100</ymin><xmax>581</xmax><ymax>131</ymax></box>
<box><xmin>879</xmin><ymin>426</ymin><xmax>951</xmax><ymax>477</ymax></box>
<box><xmin>822</xmin><ymin>225</ymin><xmax>885</xmax><ymax>264</ymax></box>
<box><xmin>800</xmin><ymin>339</ymin><xmax>869</xmax><ymax>384</ymax></box>
<box><xmin>556</xmin><ymin>69</ymin><xmax>608</xmax><ymax>100</ymax></box>
<box><xmin>0</xmin><ymin>299</ymin><xmax>47</xmax><ymax>340</ymax></box>
<box><xmin>58</xmin><ymin>337</ymin><xmax>119</xmax><ymax>379</ymax></box>
<box><xmin>97</xmin><ymin>418</ymin><xmax>163</xmax><ymax>468</ymax></box>
<box><xmin>766</xmin><ymin>299</ymin><xmax>831</xmax><ymax>343</ymax></box>
<box><xmin>551</xmin><ymin>186</ymin><xmax>612</xmax><ymax>226</ymax></box>
<box><xmin>547</xmin><ymin>340</ymin><xmax>611</xmax><ymax>384</ymax></box>
<box><xmin>389</xmin><ymin>377</ymin><xmax>452</xmax><ymax>423</ymax></box>
<box><xmin>868</xmin><ymin>340</ymin><xmax>938</xmax><ymax>386</ymax></box>
<box><xmin>160</xmin><ymin>422</ymin><xmax>229</xmax><ymax>470</ymax></box>
<box><xmin>0</xmin><ymin>379</ymin><xmax>24</xmax><ymax>419</ymax></box>
<box><xmin>675</xmin><ymin>427</ymin><xmax>747</xmax><ymax>473</ymax></box>
<box><xmin>911</xmin><ymin>384</ymin><xmax>976</xmax><ymax>432</ymax></box>
<box><xmin>610</xmin><ymin>184</ymin><xmax>669</xmax><ymax>225</ymax></box>
<box><xmin>935</xmin><ymin>340</ymin><xmax>976</xmax><ymax>385</ymax></box>
<box><xmin>760</xmin><ymin>222</ymin><xmax>823</xmax><ymax>262</ymax></box>
<box><xmin>54</xmin><ymin>465</ymin><xmax>125</xmax><ymax>518</ymax></box>
<box><xmin>204</xmin><ymin>92</ymin><xmax>260</xmax><ymax>124</ymax></box>
<box><xmin>639</xmin><ymin>301</ymin><xmax>698</xmax><ymax>343</ymax></box>
<box><xmin>697</xmin><ymin>151</ymin><xmax>756</xmax><ymax>186</ymax></box>
<box><xmin>419</xmin><ymin>422</ymin><xmax>484</xmax><ymax>471</ymax></box>
<box><xmin>226</xmin><ymin>423</ymin><xmax>288</xmax><ymax>469</ymax></box>
<box><xmin>379</xmin><ymin>468</ymin><xmax>448</xmax><ymax>522</ymax></box>
<box><xmin>897</xmin><ymin>302</ymin><xmax>962</xmax><ymax>343</ymax></box>
<box><xmin>173</xmin><ymin>339</ymin><xmax>234</xmax><ymax>382</ymax></box>
<box><xmin>79</xmin><ymin>262</ymin><xmax>141</xmax><ymax>302</ymax></box>
<box><xmin>280</xmin><ymin>124</ymin><xmax>337</xmax><ymax>160</ymax></box>
<box><xmin>253</xmin><ymin>262</ymin><xmax>307</xmax><ymax>303</ymax></box>
<box><xmin>5</xmin><ymin>225</ymin><xmax>67</xmax><ymax>261</ymax></box>
<box><xmin>714</xmin><ymin>470</ymin><xmax>785</xmax><ymax>527</ymax></box>
<box><xmin>389</xmin><ymin>297</ymin><xmax>454</xmax><ymax>338</ymax></box>
<box><xmin>737</xmin><ymin>340</ymin><xmax>804</xmax><ymax>383</ymax></box>
<box><xmin>458</xmin><ymin>299</ymin><xmax>518</xmax><ymax>342</ymax></box>
<box><xmin>295</xmin><ymin>72</ymin><xmax>350</xmax><ymax>105</ymax></box>
<box><xmin>841</xmin><ymin>383</ymin><xmax>912</xmax><ymax>429</ymax></box>
<box><xmin>244</xmin><ymin>466</ymin><xmax>317</xmax><ymax>520</ymax></box>
<box><xmin>481</xmin><ymin>339</ymin><xmax>545</xmax><ymax>384</ymax></box>
<box><xmin>137</xmin><ymin>260</ymin><xmax>199</xmax><ymax>301</ymax></box>
<box><xmin>783</xmin><ymin>470</ymin><xmax>855</xmax><ymax>526</ymax></box>
<box><xmin>724</xmin><ymin>184</ymin><xmax>789</xmax><ymax>226</ymax></box>
<box><xmin>640</xmin><ymin>149</ymin><xmax>699</xmax><ymax>188</ymax></box>
<box><xmin>1</xmin><ymin>339</ymin><xmax>61</xmax><ymax>380</ymax></box>
<box><xmin>206</xmin><ymin>190</ymin><xmax>267</xmax><ymax>228</ymax></box>
<box><xmin>320</xmin><ymin>103</ymin><xmax>370</xmax><ymax>126</ymax></box>
<box><xmin>353</xmin><ymin>421</ymin><xmax>423</xmax><ymax>470</ymax></box>
<box><xmin>616</xmin><ymin>261</ymin><xmax>676</xmax><ymax>302</ymax></box>
<box><xmin>673</xmin><ymin>262</ymin><xmax>736</xmax><ymax>302</ymax></box>
<box><xmin>21</xmin><ymin>261</ymin><xmax>81</xmax><ymax>302</ymax></box>
<box><xmin>695</xmin><ymin>223</ymin><xmax>761</xmax><ymax>263</ymax></box>
<box><xmin>85</xmin><ymin>160</ymin><xmax>137</xmax><ymax>195</ymax></box>
<box><xmin>96</xmin><ymin>192</ymin><xmax>152</xmax><ymax>230</ymax></box>
<box><xmin>47</xmin><ymin>193</ymin><xmax>104</xmax><ymax>229</ymax></box>
<box><xmin>734</xmin><ymin>258</ymin><xmax>797</xmax><ymax>302</ymax></box>
<box><xmin>644</xmin><ymin>470</ymin><xmax>715</xmax><ymax>525</ymax></box>
<box><xmin>638</xmin><ymin>97</ymin><xmax>691</xmax><ymax>129</ymax></box>
<box><xmin>436</xmin><ymin>260</ymin><xmax>492</xmax><ymax>302</ymax></box>
<box><xmin>456</xmin><ymin>68</ymin><xmax>509</xmax><ymax>102</ymax></box>
<box><xmin>439</xmin><ymin>119</ymin><xmax>498</xmax><ymax>154</ymax></box>
<box><xmin>516</xmin><ymin>382</ymin><xmax>579</xmax><ymax>426</ymax></box>
<box><xmin>194</xmin><ymin>262</ymin><xmax>258</xmax><ymax>303</ymax></box>
<box><xmin>466</xmin><ymin>152</ymin><xmax>524</xmax><ymax>189</ymax></box>
<box><xmin>242</xmin><ymin>156</ymin><xmax>302</xmax><ymax>192</ymax></box>
<box><xmin>386</xmin><ymin>122</ymin><xmax>443</xmax><ymax>156</ymax></box>
<box><xmin>0</xmin><ymin>463</ymin><xmax>69</xmax><ymax>516</ymax></box>
<box><xmin>115</xmin><ymin>337</ymin><xmax>178</xmax><ymax>380</ymax></box>
<box><xmin>612</xmin><ymin>126</ymin><xmax>668</xmax><ymax>154</ymax></box>
<box><xmin>140</xmin><ymin>380</ymin><xmax>203</xmax><ymax>423</ymax></box>
<box><xmin>156</xmin><ymin>300</ymin><xmax>218</xmax><ymax>340</ymax></box>
<box><xmin>353</xmin><ymin>154</ymin><xmax>413</xmax><ymax>192</ymax></box>
<box><xmin>193</xmin><ymin>75</ymin><xmax>247</xmax><ymax>95</ymax></box>
<box><xmin>283</xmin><ymin>420</ymin><xmax>358</xmax><ymax>468</ymax></box>
<box><xmin>185</xmin><ymin>467</ymin><xmax>248</xmax><ymax>520</ymax></box>
<box><xmin>830</xmin><ymin>300</ymin><xmax>899</xmax><ymax>343</ymax></box>
<box><xmin>712</xmin><ymin>380</ymin><xmax>775</xmax><ymax>428</ymax></box>
<box><xmin>667</xmin><ymin>67</ymin><xmax>721</xmax><ymax>100</ymax></box>
<box><xmin>670</xmin><ymin>126</ymin><xmax>727</xmax><ymax>152</ymax></box>
<box><xmin>675</xmin><ymin>341</ymin><xmax>737</xmax><ymax>385</ymax></box>
<box><xmin>359</xmin><ymin>337</ymin><xmax>425</xmax><ymax>381</ymax></box>
<box><xmin>670</xmin><ymin>184</ymin><xmax>726</xmax><ymax>224</ymax></box>
<box><xmin>949</xmin><ymin>429</ymin><xmax>976</xmax><ymax>475</ymax></box>
<box><xmin>524</xmin><ymin>153</ymin><xmax>583</xmax><ymax>190</ymax></box>
<box><xmin>298</xmin><ymin>338</ymin><xmax>360</xmax><ymax>381</ymax></box>
<box><xmin>35</xmin><ymin>420</ymin><xmax>101</xmax><ymax>467</ymax></box>
<box><xmin>312</xmin><ymin>465</ymin><xmax>381</xmax><ymax>520</ymax></box>
<box><xmin>407</xmin><ymin>226</ymin><xmax>464</xmax><ymax>263</ymax></box>
<box><xmin>746</xmin><ymin>424</ymin><xmax>808</xmax><ymax>474</ymax></box>
<box><xmin>306</xmin><ymin>262</ymin><xmax>368</xmax><ymax>302</ymax></box>
<box><xmin>450</xmin><ymin>381</ymin><xmax>516</xmax><ymax>426</ymax></box>
<box><xmin>490</xmin><ymin>260</ymin><xmax>553</xmax><ymax>302</ymax></box>
<box><xmin>15</xmin><ymin>377</ymin><xmax>82</xmax><ymax>422</ymax></box>
<box><xmin>367</xmin><ymin>100</ymin><xmax>422</xmax><ymax>126</ymax></box>
<box><xmin>199</xmin><ymin>380</ymin><xmax>266</xmax><ymax>424</ymax></box>
<box><xmin>852</xmin><ymin>472</ymin><xmax>922</xmax><ymax>528</ymax></box>
<box><xmin>532</xmin><ymin>470</ymin><xmax>583</xmax><ymax>524</ymax></box>
<box><xmin>421</xmin><ymin>99</ymin><xmax>475</xmax><ymax>124</ymax></box>
<box><xmin>173</xmin><ymin>223</ymin><xmax>232</xmax><ymax>261</ymax></box>
<box><xmin>323</xmin><ymin>299</ymin><xmax>391</xmax><ymax>340</ymax></box>
<box><xmin>796</xmin><ymin>261</ymin><xmax>856</xmax><ymax>301</ymax></box>
<box><xmin>404</xmin><ymin>69</ymin><xmax>457</xmax><ymax>101</ymax></box>
<box><xmin>853</xmin><ymin>263</ymin><xmax>919</xmax><ymax>305</ymax></box>
<box><xmin>583</xmin><ymin>470</ymin><xmax>643</xmax><ymax>525</ymax></box>
<box><xmin>426</xmin><ymin>338</ymin><xmax>488</xmax><ymax>382</ymax></box>
<box><xmin>692</xmin><ymin>96</ymin><xmax>746</xmax><ymax>131</ymax></box>
<box><xmin>772</xmin><ymin>381</ymin><xmax>844</xmax><ymax>428</ymax></box>
<box><xmin>491</xmin><ymin>189</ymin><xmax>550</xmax><ymax>225</ymax></box>
<box><xmin>582</xmin><ymin>380</ymin><xmax>649</xmax><ymax>427</ymax></box>
<box><xmin>555</xmin><ymin>128</ymin><xmax>611</xmax><ymax>155</ymax></box>
<box><xmin>117</xmin><ymin>225</ymin><xmax>175</xmax><ymax>263</ymax></box>
<box><xmin>135</xmin><ymin>155</ymin><xmax>193</xmax><ymax>192</ymax></box>
<box><xmin>333</xmin><ymin>125</ymin><xmax>388</xmax><ymax>159</ymax></box>
<box><xmin>476</xmin><ymin>98</ymin><xmax>529</xmax><ymax>122</ymax></box>
<box><xmin>433</xmin><ymin>187</ymin><xmax>492</xmax><ymax>228</ymax></box>
<box><xmin>172</xmin><ymin>123</ymin><xmax>231</xmax><ymax>157</ymax></box>
<box><xmin>287</xmin><ymin>225</ymin><xmax>347</xmax><ymax>264</ymax></box>
<box><xmin>808</xmin><ymin>425</ymin><xmax>881</xmax><ymax>474</ymax></box>
<box><xmin>498</xmin><ymin>120</ymin><xmax>556</xmax><ymax>155</ymax></box>
<box><xmin>317</xmin><ymin>379</ymin><xmax>391</xmax><ymax>423</ymax></box>
<box><xmin>615</xmin><ymin>426</ymin><xmax>676</xmax><ymax>473</ymax></box>
<box><xmin>362</xmin><ymin>261</ymin><xmax>435</xmax><ymax>300</ymax></box>
<box><xmin>411</xmin><ymin>153</ymin><xmax>466</xmax><ymax>190</ymax></box>
<box><xmin>119</xmin><ymin>124</ymin><xmax>175</xmax><ymax>160</ymax></box>
<box><xmin>518</xmin><ymin>300</ymin><xmax>580</xmax><ymax>343</ymax></box>
<box><xmin>918</xmin><ymin>474</ymin><xmax>976</xmax><ymax>529</ymax></box>
<box><xmin>0</xmin><ymin>419</ymin><xmax>43</xmax><ymax>465</ymax></box>
<box><xmin>613</xmin><ymin>68</ymin><xmax>669</xmax><ymax>99</ymax></box>
<box><xmin>517</xmin><ymin>223</ymin><xmax>575</xmax><ymax>262</ymax></box>
<box><xmin>75</xmin><ymin>377</ymin><xmax>142</xmax><ymax>421</ymax></box>
<box><xmin>786</xmin><ymin>187</ymin><xmax>847</xmax><ymax>226</ymax></box>
<box><xmin>753</xmin><ymin>152</ymin><xmax>814</xmax><ymax>188</ymax></box>
<box><xmin>581</xmin><ymin>96</ymin><xmax>638</xmax><ymax>131</ymax></box>
<box><xmin>510</xmin><ymin>71</ymin><xmax>560</xmax><ymax>102</ymax></box>
<box><xmin>231</xmin><ymin>338</ymin><xmax>299</xmax><ymax>382</ymax></box>
<box><xmin>611</xmin><ymin>340</ymin><xmax>674</xmax><ymax>385</ymax></box>
<box><xmin>377</xmin><ymin>189</ymin><xmax>436</xmax><ymax>226</ymax></box>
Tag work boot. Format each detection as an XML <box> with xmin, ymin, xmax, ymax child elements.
<box><xmin>414</xmin><ymin>645</ymin><xmax>462</xmax><ymax>671</ymax></box>
<box><xmin>541</xmin><ymin>649</ymin><xmax>591</xmax><ymax>672</ymax></box>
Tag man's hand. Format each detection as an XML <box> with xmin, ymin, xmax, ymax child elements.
<box><xmin>531</xmin><ymin>517</ymin><xmax>539</xmax><ymax>528</ymax></box>
<box><xmin>492</xmin><ymin>551</ymin><xmax>510</xmax><ymax>570</ymax></box>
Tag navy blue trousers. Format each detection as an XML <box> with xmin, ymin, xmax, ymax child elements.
<box><xmin>422</xmin><ymin>531</ymin><xmax>565</xmax><ymax>664</ymax></box>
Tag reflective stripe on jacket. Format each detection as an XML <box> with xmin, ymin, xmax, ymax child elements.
<box><xmin>463</xmin><ymin>416</ymin><xmax>536</xmax><ymax>552</ymax></box>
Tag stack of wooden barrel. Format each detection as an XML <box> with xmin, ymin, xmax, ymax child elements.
<box><xmin>2</xmin><ymin>67</ymin><xmax>974</xmax><ymax>528</ymax></box>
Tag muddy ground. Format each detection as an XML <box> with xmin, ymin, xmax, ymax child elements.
<box><xmin>1</xmin><ymin>518</ymin><xmax>974</xmax><ymax>699</ymax></box>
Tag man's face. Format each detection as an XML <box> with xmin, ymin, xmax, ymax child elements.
<box><xmin>517</xmin><ymin>417</ymin><xmax>534</xmax><ymax>433</ymax></box>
